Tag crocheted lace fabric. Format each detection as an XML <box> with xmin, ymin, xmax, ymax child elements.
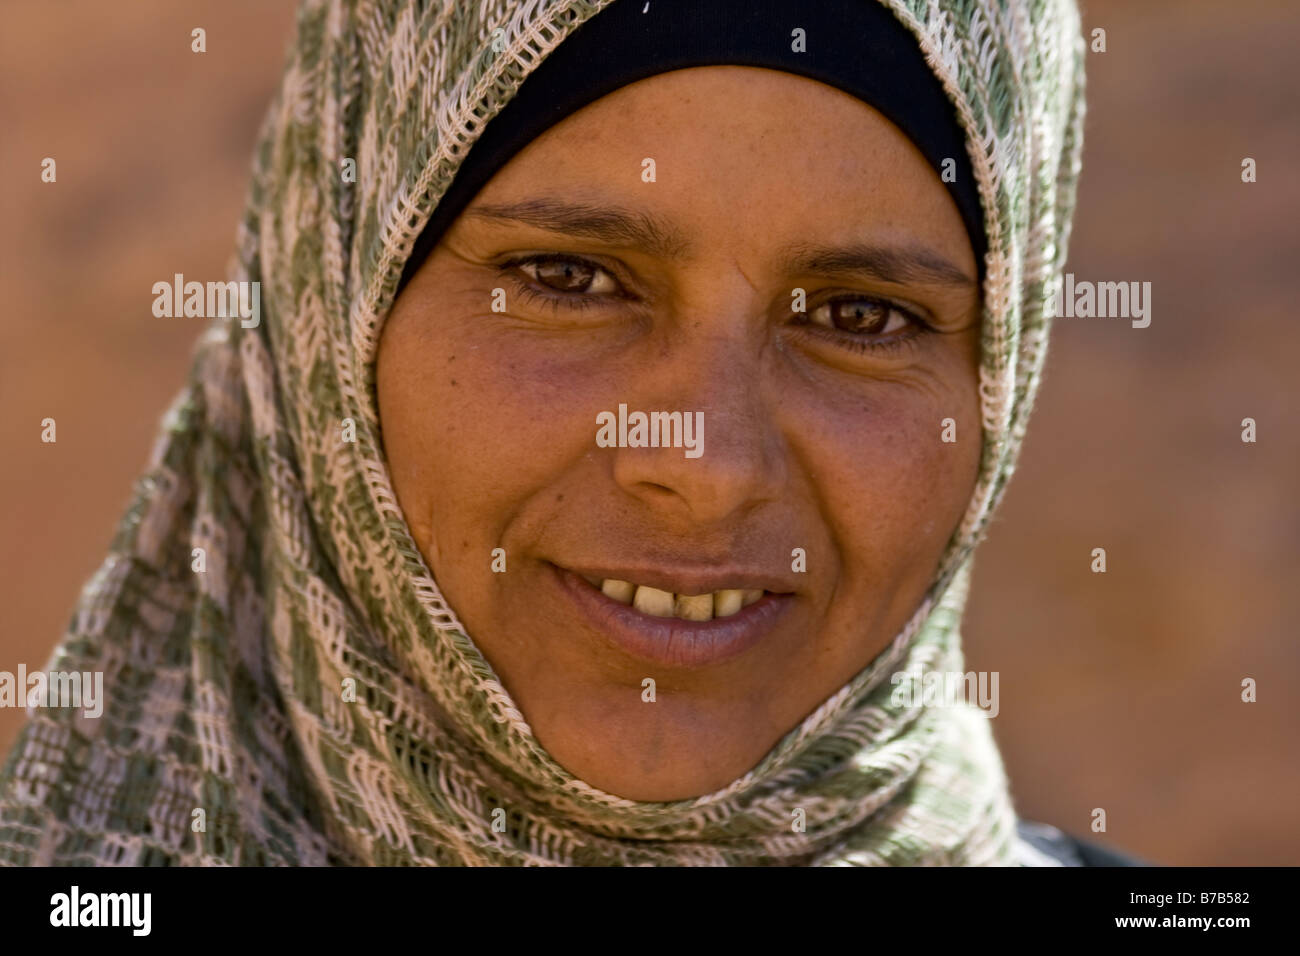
<box><xmin>0</xmin><ymin>0</ymin><xmax>1085</xmax><ymax>866</ymax></box>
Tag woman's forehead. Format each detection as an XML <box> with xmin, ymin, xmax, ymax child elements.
<box><xmin>500</xmin><ymin>65</ymin><xmax>940</xmax><ymax>175</ymax></box>
<box><xmin>460</xmin><ymin>70</ymin><xmax>977</xmax><ymax>278</ymax></box>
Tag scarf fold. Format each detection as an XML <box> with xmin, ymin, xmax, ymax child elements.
<box><xmin>0</xmin><ymin>0</ymin><xmax>1085</xmax><ymax>866</ymax></box>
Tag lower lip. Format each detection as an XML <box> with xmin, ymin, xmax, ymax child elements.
<box><xmin>551</xmin><ymin>564</ymin><xmax>794</xmax><ymax>668</ymax></box>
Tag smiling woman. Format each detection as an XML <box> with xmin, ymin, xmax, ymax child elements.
<box><xmin>378</xmin><ymin>62</ymin><xmax>987</xmax><ymax>801</ymax></box>
<box><xmin>0</xmin><ymin>0</ymin><xmax>1099</xmax><ymax>867</ymax></box>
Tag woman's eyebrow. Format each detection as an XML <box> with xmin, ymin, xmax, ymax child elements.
<box><xmin>465</xmin><ymin>197</ymin><xmax>974</xmax><ymax>288</ymax></box>
<box><xmin>777</xmin><ymin>239</ymin><xmax>976</xmax><ymax>288</ymax></box>
<box><xmin>464</xmin><ymin>197</ymin><xmax>693</xmax><ymax>261</ymax></box>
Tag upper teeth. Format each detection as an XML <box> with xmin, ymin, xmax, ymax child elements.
<box><xmin>600</xmin><ymin>579</ymin><xmax>764</xmax><ymax>620</ymax></box>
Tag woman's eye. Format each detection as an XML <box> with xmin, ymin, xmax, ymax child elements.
<box><xmin>808</xmin><ymin>295</ymin><xmax>916</xmax><ymax>337</ymax></box>
<box><xmin>512</xmin><ymin>255</ymin><xmax>621</xmax><ymax>296</ymax></box>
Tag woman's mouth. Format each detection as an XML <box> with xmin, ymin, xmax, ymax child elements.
<box><xmin>595</xmin><ymin>577</ymin><xmax>766</xmax><ymax>621</ymax></box>
<box><xmin>550</xmin><ymin>564</ymin><xmax>795</xmax><ymax>668</ymax></box>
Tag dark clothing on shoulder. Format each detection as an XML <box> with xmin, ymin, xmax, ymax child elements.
<box><xmin>1016</xmin><ymin>820</ymin><xmax>1149</xmax><ymax>866</ymax></box>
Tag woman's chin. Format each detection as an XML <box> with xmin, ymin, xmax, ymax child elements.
<box><xmin>535</xmin><ymin>714</ymin><xmax>777</xmax><ymax>803</ymax></box>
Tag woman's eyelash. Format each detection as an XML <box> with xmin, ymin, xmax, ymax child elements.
<box><xmin>501</xmin><ymin>272</ymin><xmax>599</xmax><ymax>312</ymax></box>
<box><xmin>793</xmin><ymin>295</ymin><xmax>935</xmax><ymax>355</ymax></box>
<box><xmin>494</xmin><ymin>254</ymin><xmax>933</xmax><ymax>355</ymax></box>
<box><xmin>495</xmin><ymin>254</ymin><xmax>622</xmax><ymax>311</ymax></box>
<box><xmin>796</xmin><ymin>321</ymin><xmax>928</xmax><ymax>356</ymax></box>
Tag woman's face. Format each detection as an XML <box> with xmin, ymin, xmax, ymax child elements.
<box><xmin>377</xmin><ymin>66</ymin><xmax>982</xmax><ymax>801</ymax></box>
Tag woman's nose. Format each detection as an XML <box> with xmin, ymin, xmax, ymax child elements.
<box><xmin>607</xmin><ymin>329</ymin><xmax>787</xmax><ymax>528</ymax></box>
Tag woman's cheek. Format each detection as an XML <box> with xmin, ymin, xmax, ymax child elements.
<box><xmin>414</xmin><ymin>338</ymin><xmax>606</xmax><ymax>546</ymax></box>
<box><xmin>817</xmin><ymin>382</ymin><xmax>979</xmax><ymax>583</ymax></box>
<box><xmin>441</xmin><ymin>342</ymin><xmax>607</xmax><ymax>478</ymax></box>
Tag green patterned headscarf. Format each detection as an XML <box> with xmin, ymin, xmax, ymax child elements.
<box><xmin>0</xmin><ymin>0</ymin><xmax>1085</xmax><ymax>866</ymax></box>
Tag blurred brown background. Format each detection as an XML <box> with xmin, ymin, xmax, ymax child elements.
<box><xmin>1</xmin><ymin>0</ymin><xmax>1296</xmax><ymax>865</ymax></box>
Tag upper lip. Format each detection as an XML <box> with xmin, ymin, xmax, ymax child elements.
<box><xmin>555</xmin><ymin>561</ymin><xmax>799</xmax><ymax>596</ymax></box>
